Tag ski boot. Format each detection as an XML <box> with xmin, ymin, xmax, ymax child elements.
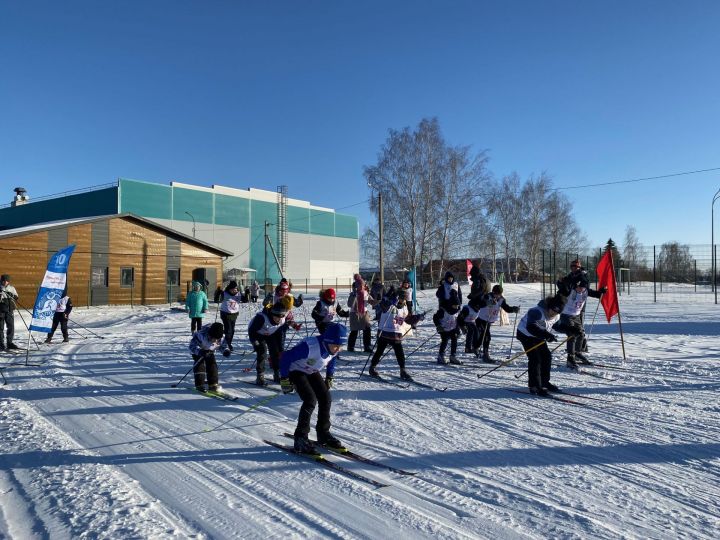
<box><xmin>255</xmin><ymin>373</ymin><xmax>267</xmax><ymax>386</ymax></box>
<box><xmin>575</xmin><ymin>352</ymin><xmax>592</xmax><ymax>365</ymax></box>
<box><xmin>208</xmin><ymin>384</ymin><xmax>222</xmax><ymax>393</ymax></box>
<box><xmin>294</xmin><ymin>436</ymin><xmax>320</xmax><ymax>455</ymax></box>
<box><xmin>399</xmin><ymin>370</ymin><xmax>414</xmax><ymax>381</ymax></box>
<box><xmin>529</xmin><ymin>386</ymin><xmax>549</xmax><ymax>397</ymax></box>
<box><xmin>544</xmin><ymin>382</ymin><xmax>560</xmax><ymax>393</ymax></box>
<box><xmin>436</xmin><ymin>354</ymin><xmax>449</xmax><ymax>365</ymax></box>
<box><xmin>368</xmin><ymin>364</ymin><xmax>380</xmax><ymax>378</ymax></box>
<box><xmin>194</xmin><ymin>374</ymin><xmax>207</xmax><ymax>393</ymax></box>
<box><xmin>482</xmin><ymin>348</ymin><xmax>494</xmax><ymax>364</ymax></box>
<box><xmin>317</xmin><ymin>432</ymin><xmax>347</xmax><ymax>452</ymax></box>
<box><xmin>449</xmin><ymin>354</ymin><xmax>463</xmax><ymax>365</ymax></box>
<box><xmin>45</xmin><ymin>336</ymin><xmax>53</xmax><ymax>344</ymax></box>
<box><xmin>566</xmin><ymin>354</ymin><xmax>578</xmax><ymax>369</ymax></box>
<box><xmin>272</xmin><ymin>369</ymin><xmax>281</xmax><ymax>383</ymax></box>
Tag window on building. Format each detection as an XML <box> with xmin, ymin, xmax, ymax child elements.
<box><xmin>120</xmin><ymin>267</ymin><xmax>134</xmax><ymax>288</ymax></box>
<box><xmin>167</xmin><ymin>268</ymin><xmax>180</xmax><ymax>286</ymax></box>
<box><xmin>92</xmin><ymin>267</ymin><xmax>108</xmax><ymax>287</ymax></box>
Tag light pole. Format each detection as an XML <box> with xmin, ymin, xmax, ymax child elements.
<box><xmin>712</xmin><ymin>188</ymin><xmax>720</xmax><ymax>302</ymax></box>
<box><xmin>184</xmin><ymin>211</ymin><xmax>196</xmax><ymax>238</ymax></box>
<box><xmin>368</xmin><ymin>181</ymin><xmax>384</xmax><ymax>284</ymax></box>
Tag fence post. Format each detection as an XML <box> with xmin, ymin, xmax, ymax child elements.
<box><xmin>694</xmin><ymin>259</ymin><xmax>697</xmax><ymax>293</ymax></box>
<box><xmin>87</xmin><ymin>280</ymin><xmax>91</xmax><ymax>309</ymax></box>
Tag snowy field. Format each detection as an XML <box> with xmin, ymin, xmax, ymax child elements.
<box><xmin>1</xmin><ymin>283</ymin><xmax>719</xmax><ymax>539</ymax></box>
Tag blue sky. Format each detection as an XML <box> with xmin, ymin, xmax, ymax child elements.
<box><xmin>2</xmin><ymin>1</ymin><xmax>719</xmax><ymax>248</ymax></box>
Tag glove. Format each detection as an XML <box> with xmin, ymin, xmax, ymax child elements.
<box><xmin>459</xmin><ymin>325</ymin><xmax>467</xmax><ymax>335</ymax></box>
<box><xmin>280</xmin><ymin>378</ymin><xmax>294</xmax><ymax>394</ymax></box>
<box><xmin>546</xmin><ymin>334</ymin><xmax>557</xmax><ymax>343</ymax></box>
<box><xmin>251</xmin><ymin>340</ymin><xmax>261</xmax><ymax>350</ymax></box>
<box><xmin>435</xmin><ymin>325</ymin><xmax>443</xmax><ymax>334</ymax></box>
<box><xmin>325</xmin><ymin>376</ymin><xmax>334</xmax><ymax>390</ymax></box>
<box><xmin>297</xmin><ymin>294</ymin><xmax>303</xmax><ymax>302</ymax></box>
<box><xmin>511</xmin><ymin>306</ymin><xmax>520</xmax><ymax>313</ymax></box>
<box><xmin>292</xmin><ymin>323</ymin><xmax>302</xmax><ymax>331</ymax></box>
<box><xmin>222</xmin><ymin>349</ymin><xmax>231</xmax><ymax>358</ymax></box>
<box><xmin>599</xmin><ymin>287</ymin><xmax>608</xmax><ymax>294</ymax></box>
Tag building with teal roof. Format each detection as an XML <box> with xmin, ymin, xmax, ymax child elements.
<box><xmin>0</xmin><ymin>178</ymin><xmax>359</xmax><ymax>286</ymax></box>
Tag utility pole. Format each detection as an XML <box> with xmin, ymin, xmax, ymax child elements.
<box><xmin>378</xmin><ymin>190</ymin><xmax>384</xmax><ymax>284</ymax></box>
<box><xmin>264</xmin><ymin>220</ymin><xmax>269</xmax><ymax>293</ymax></box>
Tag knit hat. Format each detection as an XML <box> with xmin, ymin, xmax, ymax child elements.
<box><xmin>271</xmin><ymin>295</ymin><xmax>293</xmax><ymax>316</ymax></box>
<box><xmin>0</xmin><ymin>275</ymin><xmax>9</xmax><ymax>282</ymax></box>
<box><xmin>492</xmin><ymin>284</ymin><xmax>503</xmax><ymax>295</ymax></box>
<box><xmin>209</xmin><ymin>322</ymin><xmax>224</xmax><ymax>339</ymax></box>
<box><xmin>226</xmin><ymin>281</ymin><xmax>238</xmax><ymax>291</ymax></box>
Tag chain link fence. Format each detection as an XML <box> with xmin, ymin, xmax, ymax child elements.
<box><xmin>540</xmin><ymin>244</ymin><xmax>717</xmax><ymax>303</ymax></box>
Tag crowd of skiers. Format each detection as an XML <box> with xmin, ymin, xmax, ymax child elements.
<box><xmin>185</xmin><ymin>260</ymin><xmax>607</xmax><ymax>454</ymax></box>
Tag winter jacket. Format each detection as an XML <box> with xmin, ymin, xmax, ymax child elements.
<box><xmin>280</xmin><ymin>336</ymin><xmax>337</xmax><ymax>378</ymax></box>
<box><xmin>186</xmin><ymin>284</ymin><xmax>209</xmax><ymax>318</ymax></box>
<box><xmin>189</xmin><ymin>324</ymin><xmax>230</xmax><ymax>356</ymax></box>
<box><xmin>517</xmin><ymin>300</ymin><xmax>559</xmax><ymax>340</ymax></box>
<box><xmin>220</xmin><ymin>290</ymin><xmax>243</xmax><ymax>314</ymax></box>
<box><xmin>477</xmin><ymin>293</ymin><xmax>518</xmax><ymax>323</ymax></box>
<box><xmin>378</xmin><ymin>304</ymin><xmax>411</xmax><ymax>341</ymax></box>
<box><xmin>312</xmin><ymin>300</ymin><xmax>349</xmax><ymax>325</ymax></box>
<box><xmin>55</xmin><ymin>296</ymin><xmax>73</xmax><ymax>315</ymax></box>
<box><xmin>247</xmin><ymin>309</ymin><xmax>289</xmax><ymax>343</ymax></box>
<box><xmin>561</xmin><ymin>287</ymin><xmax>603</xmax><ymax>317</ymax></box>
<box><xmin>0</xmin><ymin>284</ymin><xmax>18</xmax><ymax>313</ymax></box>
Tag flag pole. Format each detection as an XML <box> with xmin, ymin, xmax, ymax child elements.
<box><xmin>616</xmin><ymin>308</ymin><xmax>627</xmax><ymax>364</ymax></box>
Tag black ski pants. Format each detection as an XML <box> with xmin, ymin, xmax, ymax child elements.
<box><xmin>48</xmin><ymin>312</ymin><xmax>69</xmax><ymax>341</ymax></box>
<box><xmin>290</xmin><ymin>370</ymin><xmax>331</xmax><ymax>439</ymax></box>
<box><xmin>254</xmin><ymin>333</ymin><xmax>283</xmax><ymax>375</ymax></box>
<box><xmin>348</xmin><ymin>327</ymin><xmax>371</xmax><ymax>352</ymax></box>
<box><xmin>370</xmin><ymin>337</ymin><xmax>406</xmax><ymax>370</ymax></box>
<box><xmin>438</xmin><ymin>330</ymin><xmax>458</xmax><ymax>357</ymax></box>
<box><xmin>464</xmin><ymin>322</ymin><xmax>480</xmax><ymax>352</ymax></box>
<box><xmin>555</xmin><ymin>314</ymin><xmax>584</xmax><ymax>357</ymax></box>
<box><xmin>192</xmin><ymin>351</ymin><xmax>219</xmax><ymax>389</ymax></box>
<box><xmin>220</xmin><ymin>311</ymin><xmax>238</xmax><ymax>347</ymax></box>
<box><xmin>517</xmin><ymin>332</ymin><xmax>552</xmax><ymax>390</ymax></box>
<box><xmin>190</xmin><ymin>317</ymin><xmax>203</xmax><ymax>334</ymax></box>
<box><xmin>0</xmin><ymin>310</ymin><xmax>14</xmax><ymax>346</ymax></box>
<box><xmin>476</xmin><ymin>319</ymin><xmax>492</xmax><ymax>351</ymax></box>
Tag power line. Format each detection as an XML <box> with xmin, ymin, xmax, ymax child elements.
<box><xmin>552</xmin><ymin>167</ymin><xmax>720</xmax><ymax>191</ymax></box>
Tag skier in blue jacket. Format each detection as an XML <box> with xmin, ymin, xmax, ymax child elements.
<box><xmin>279</xmin><ymin>322</ymin><xmax>348</xmax><ymax>455</ymax></box>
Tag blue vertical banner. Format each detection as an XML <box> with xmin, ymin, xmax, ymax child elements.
<box><xmin>30</xmin><ymin>245</ymin><xmax>76</xmax><ymax>332</ymax></box>
<box><xmin>408</xmin><ymin>267</ymin><xmax>417</xmax><ymax>310</ymax></box>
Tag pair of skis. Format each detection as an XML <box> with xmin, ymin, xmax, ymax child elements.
<box><xmin>507</xmin><ymin>388</ymin><xmax>610</xmax><ymax>406</ymax></box>
<box><xmin>264</xmin><ymin>433</ymin><xmax>416</xmax><ymax>488</ymax></box>
<box><xmin>361</xmin><ymin>372</ymin><xmax>447</xmax><ymax>392</ymax></box>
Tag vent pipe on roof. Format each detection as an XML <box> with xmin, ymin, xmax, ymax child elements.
<box><xmin>11</xmin><ymin>187</ymin><xmax>30</xmax><ymax>207</ymax></box>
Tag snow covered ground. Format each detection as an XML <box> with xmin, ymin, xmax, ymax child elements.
<box><xmin>1</xmin><ymin>283</ymin><xmax>719</xmax><ymax>539</ymax></box>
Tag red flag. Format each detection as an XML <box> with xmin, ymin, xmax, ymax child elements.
<box><xmin>596</xmin><ymin>250</ymin><xmax>619</xmax><ymax>322</ymax></box>
<box><xmin>466</xmin><ymin>259</ymin><xmax>473</xmax><ymax>280</ymax></box>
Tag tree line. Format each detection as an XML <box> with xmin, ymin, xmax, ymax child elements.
<box><xmin>361</xmin><ymin>117</ymin><xmax>586</xmax><ymax>283</ymax></box>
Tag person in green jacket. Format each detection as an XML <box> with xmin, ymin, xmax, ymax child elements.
<box><xmin>186</xmin><ymin>281</ymin><xmax>209</xmax><ymax>334</ymax></box>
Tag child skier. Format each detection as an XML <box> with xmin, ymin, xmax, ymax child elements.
<box><xmin>458</xmin><ymin>295</ymin><xmax>483</xmax><ymax>355</ymax></box>
<box><xmin>264</xmin><ymin>279</ymin><xmax>303</xmax><ymax>347</ymax></box>
<box><xmin>347</xmin><ymin>275</ymin><xmax>373</xmax><ymax>353</ymax></box>
<box><xmin>185</xmin><ymin>281</ymin><xmax>209</xmax><ymax>334</ymax></box>
<box><xmin>516</xmin><ymin>295</ymin><xmax>565</xmax><ymax>396</ymax></box>
<box><xmin>248</xmin><ymin>296</ymin><xmax>294</xmax><ymax>385</ymax></box>
<box><xmin>553</xmin><ymin>278</ymin><xmax>606</xmax><ymax>368</ymax></box>
<box><xmin>433</xmin><ymin>291</ymin><xmax>462</xmax><ymax>365</ymax></box>
<box><xmin>476</xmin><ymin>285</ymin><xmax>520</xmax><ymax>363</ymax></box>
<box><xmin>435</xmin><ymin>271</ymin><xmax>462</xmax><ymax>307</ymax></box>
<box><xmin>188</xmin><ymin>321</ymin><xmax>231</xmax><ymax>392</ymax></box>
<box><xmin>279</xmin><ymin>322</ymin><xmax>349</xmax><ymax>454</ymax></box>
<box><xmin>311</xmin><ymin>288</ymin><xmax>349</xmax><ymax>335</ymax></box>
<box><xmin>219</xmin><ymin>281</ymin><xmax>243</xmax><ymax>350</ymax></box>
<box><xmin>44</xmin><ymin>292</ymin><xmax>73</xmax><ymax>343</ymax></box>
<box><xmin>368</xmin><ymin>293</ymin><xmax>422</xmax><ymax>380</ymax></box>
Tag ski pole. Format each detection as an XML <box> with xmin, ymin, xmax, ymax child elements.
<box><xmin>477</xmin><ymin>336</ymin><xmax>570</xmax><ymax>380</ymax></box>
<box><xmin>219</xmin><ymin>349</ymin><xmax>251</xmax><ymax>377</ymax></box>
<box><xmin>360</xmin><ymin>325</ymin><xmax>415</xmax><ymax>377</ymax></box>
<box><xmin>11</xmin><ymin>300</ymin><xmax>42</xmax><ymax>350</ymax></box>
<box><xmin>67</xmin><ymin>318</ymin><xmax>105</xmax><ymax>340</ymax></box>
<box><xmin>513</xmin><ymin>337</ymin><xmax>572</xmax><ymax>379</ymax></box>
<box><xmin>403</xmin><ymin>330</ymin><xmax>438</xmax><ymax>361</ymax></box>
<box><xmin>506</xmin><ymin>308</ymin><xmax>520</xmax><ymax>359</ymax></box>
<box><xmin>204</xmin><ymin>391</ymin><xmax>282</xmax><ymax>432</ymax></box>
<box><xmin>584</xmin><ymin>295</ymin><xmax>602</xmax><ymax>343</ymax></box>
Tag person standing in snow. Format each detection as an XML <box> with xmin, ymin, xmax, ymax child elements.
<box><xmin>556</xmin><ymin>259</ymin><xmax>590</xmax><ymax>351</ymax></box>
<box><xmin>516</xmin><ymin>295</ymin><xmax>565</xmax><ymax>396</ymax></box>
<box><xmin>475</xmin><ymin>285</ymin><xmax>520</xmax><ymax>363</ymax></box>
<box><xmin>279</xmin><ymin>322</ymin><xmax>349</xmax><ymax>454</ymax></box>
<box><xmin>219</xmin><ymin>281</ymin><xmax>243</xmax><ymax>350</ymax></box>
<box><xmin>347</xmin><ymin>275</ymin><xmax>373</xmax><ymax>353</ymax></box>
<box><xmin>468</xmin><ymin>261</ymin><xmax>490</xmax><ymax>301</ymax></box>
<box><xmin>553</xmin><ymin>278</ymin><xmax>606</xmax><ymax>368</ymax></box>
<box><xmin>248</xmin><ymin>296</ymin><xmax>294</xmax><ymax>385</ymax></box>
<box><xmin>435</xmin><ymin>271</ymin><xmax>462</xmax><ymax>308</ymax></box>
<box><xmin>0</xmin><ymin>274</ymin><xmax>20</xmax><ymax>352</ymax></box>
<box><xmin>368</xmin><ymin>292</ymin><xmax>422</xmax><ymax>380</ymax></box>
<box><xmin>188</xmin><ymin>321</ymin><xmax>231</xmax><ymax>392</ymax></box>
<box><xmin>186</xmin><ymin>281</ymin><xmax>209</xmax><ymax>334</ymax></box>
<box><xmin>249</xmin><ymin>280</ymin><xmax>260</xmax><ymax>303</ymax></box>
<box><xmin>311</xmin><ymin>288</ymin><xmax>349</xmax><ymax>335</ymax></box>
<box><xmin>458</xmin><ymin>295</ymin><xmax>483</xmax><ymax>355</ymax></box>
<box><xmin>400</xmin><ymin>278</ymin><xmax>414</xmax><ymax>316</ymax></box>
<box><xmin>44</xmin><ymin>291</ymin><xmax>73</xmax><ymax>343</ymax></box>
<box><xmin>433</xmin><ymin>290</ymin><xmax>462</xmax><ymax>365</ymax></box>
<box><xmin>369</xmin><ymin>276</ymin><xmax>385</xmax><ymax>321</ymax></box>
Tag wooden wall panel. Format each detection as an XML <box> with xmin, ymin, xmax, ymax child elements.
<box><xmin>67</xmin><ymin>223</ymin><xmax>92</xmax><ymax>307</ymax></box>
<box><xmin>0</xmin><ymin>231</ymin><xmax>48</xmax><ymax>309</ymax></box>
<box><xmin>108</xmin><ymin>218</ymin><xmax>167</xmax><ymax>305</ymax></box>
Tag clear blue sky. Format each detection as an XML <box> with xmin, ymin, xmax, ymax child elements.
<box><xmin>2</xmin><ymin>1</ymin><xmax>719</xmax><ymax>249</ymax></box>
